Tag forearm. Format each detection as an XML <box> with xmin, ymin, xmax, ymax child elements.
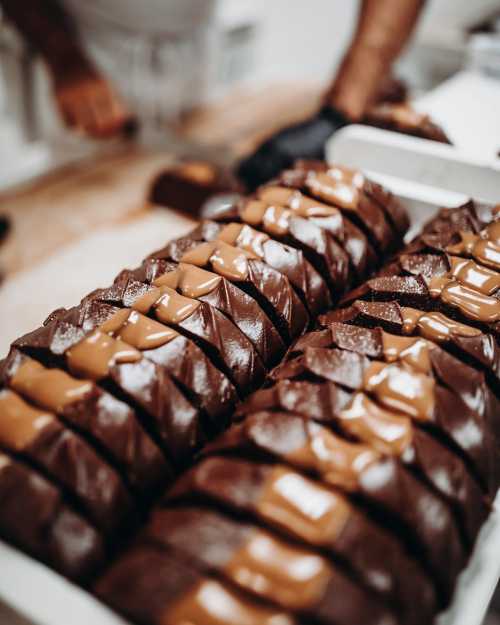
<box><xmin>326</xmin><ymin>0</ymin><xmax>426</xmax><ymax>120</ymax></box>
<box><xmin>0</xmin><ymin>0</ymin><xmax>90</xmax><ymax>78</ymax></box>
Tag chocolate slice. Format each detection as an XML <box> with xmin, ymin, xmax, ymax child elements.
<box><xmin>144</xmin><ymin>506</ymin><xmax>398</xmax><ymax>625</ymax></box>
<box><xmin>116</xmin><ymin>257</ymin><xmax>286</xmax><ymax>368</ymax></box>
<box><xmin>2</xmin><ymin>349</ymin><xmax>169</xmax><ymax>492</ymax></box>
<box><xmin>291</xmin><ymin>160</ymin><xmax>410</xmax><ymax>238</ymax></box>
<box><xmin>0</xmin><ymin>388</ymin><xmax>131</xmax><ymax>533</ymax></box>
<box><xmin>13</xmin><ymin>317</ymin><xmax>209</xmax><ymax>465</ymax></box>
<box><xmin>87</xmin><ymin>277</ymin><xmax>267</xmax><ymax>395</ymax></box>
<box><xmin>96</xmin><ymin>544</ymin><xmax>295</xmax><ymax>625</ymax></box>
<box><xmin>168</xmin><ymin>456</ymin><xmax>436</xmax><ymax>625</ymax></box>
<box><xmin>157</xmin><ymin>233</ymin><xmax>310</xmax><ymax>342</ymax></box>
<box><xmin>270</xmin><ymin>340</ymin><xmax>498</xmax><ymax>496</ymax></box>
<box><xmin>204</xmin><ymin>411</ymin><xmax>465</xmax><ymax>601</ymax></box>
<box><xmin>191</xmin><ymin>219</ymin><xmax>332</xmax><ymax>316</ymax></box>
<box><xmin>278</xmin><ymin>164</ymin><xmax>396</xmax><ymax>254</ymax></box>
<box><xmin>0</xmin><ymin>452</ymin><xmax>104</xmax><ymax>581</ymax></box>
<box><xmin>363</xmin><ymin>103</ymin><xmax>451</xmax><ymax>144</ymax></box>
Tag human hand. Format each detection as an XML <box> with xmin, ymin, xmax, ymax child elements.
<box><xmin>53</xmin><ymin>67</ymin><xmax>131</xmax><ymax>139</ymax></box>
<box><xmin>237</xmin><ymin>106</ymin><xmax>347</xmax><ymax>191</ymax></box>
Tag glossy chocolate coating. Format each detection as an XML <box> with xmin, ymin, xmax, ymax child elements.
<box><xmin>0</xmin><ymin>387</ymin><xmax>131</xmax><ymax>533</ymax></box>
<box><xmin>204</xmin><ymin>410</ymin><xmax>465</xmax><ymax>600</ymax></box>
<box><xmin>117</xmin><ymin>257</ymin><xmax>286</xmax><ymax>368</ymax></box>
<box><xmin>168</xmin><ymin>456</ymin><xmax>436</xmax><ymax>625</ymax></box>
<box><xmin>0</xmin><ymin>452</ymin><xmax>104</xmax><ymax>581</ymax></box>
<box><xmin>143</xmin><ymin>505</ymin><xmax>397</xmax><ymax>625</ymax></box>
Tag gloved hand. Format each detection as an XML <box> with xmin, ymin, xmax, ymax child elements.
<box><xmin>237</xmin><ymin>106</ymin><xmax>348</xmax><ymax>191</ymax></box>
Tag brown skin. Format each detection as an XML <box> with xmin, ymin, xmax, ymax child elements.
<box><xmin>0</xmin><ymin>0</ymin><xmax>130</xmax><ymax>139</ymax></box>
<box><xmin>326</xmin><ymin>0</ymin><xmax>426</xmax><ymax>120</ymax></box>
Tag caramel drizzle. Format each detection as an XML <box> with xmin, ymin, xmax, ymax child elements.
<box><xmin>256</xmin><ymin>465</ymin><xmax>351</xmax><ymax>546</ymax></box>
<box><xmin>66</xmin><ymin>330</ymin><xmax>141</xmax><ymax>381</ymax></box>
<box><xmin>257</xmin><ymin>186</ymin><xmax>340</xmax><ymax>219</ymax></box>
<box><xmin>10</xmin><ymin>358</ymin><xmax>93</xmax><ymax>413</ymax></box>
<box><xmin>303</xmin><ymin>167</ymin><xmax>363</xmax><ymax>211</ymax></box>
<box><xmin>0</xmin><ymin>389</ymin><xmax>55</xmax><ymax>449</ymax></box>
<box><xmin>99</xmin><ymin>308</ymin><xmax>178</xmax><ymax>350</ymax></box>
<box><xmin>287</xmin><ymin>421</ymin><xmax>381</xmax><ymax>491</ymax></box>
<box><xmin>162</xmin><ymin>578</ymin><xmax>294</xmax><ymax>625</ymax></box>
<box><xmin>225</xmin><ymin>529</ymin><xmax>331</xmax><ymax>610</ymax></box>
<box><xmin>217</xmin><ymin>223</ymin><xmax>270</xmax><ymax>260</ymax></box>
<box><xmin>153</xmin><ymin>264</ymin><xmax>222</xmax><ymax>299</ymax></box>
<box><xmin>180</xmin><ymin>240</ymin><xmax>258</xmax><ymax>282</ymax></box>
<box><xmin>425</xmin><ymin>223</ymin><xmax>500</xmax><ymax>323</ymax></box>
<box><xmin>401</xmin><ymin>308</ymin><xmax>481</xmax><ymax>342</ymax></box>
<box><xmin>132</xmin><ymin>285</ymin><xmax>200</xmax><ymax>324</ymax></box>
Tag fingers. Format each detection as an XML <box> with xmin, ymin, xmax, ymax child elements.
<box><xmin>56</xmin><ymin>78</ymin><xmax>131</xmax><ymax>139</ymax></box>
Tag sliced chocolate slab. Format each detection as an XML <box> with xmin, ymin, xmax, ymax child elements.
<box><xmin>292</xmin><ymin>159</ymin><xmax>410</xmax><ymax>238</ymax></box>
<box><xmin>0</xmin><ymin>452</ymin><xmax>104</xmax><ymax>581</ymax></box>
<box><xmin>2</xmin><ymin>349</ymin><xmax>169</xmax><ymax>492</ymax></box>
<box><xmin>205</xmin><ymin>411</ymin><xmax>465</xmax><ymax>601</ymax></box>
<box><xmin>278</xmin><ymin>164</ymin><xmax>396</xmax><ymax>254</ymax></box>
<box><xmin>0</xmin><ymin>388</ymin><xmax>131</xmax><ymax>533</ymax></box>
<box><xmin>14</xmin><ymin>318</ymin><xmax>208</xmax><ymax>465</ymax></box>
<box><xmin>270</xmin><ymin>343</ymin><xmax>498</xmax><ymax>495</ymax></box>
<box><xmin>118</xmin><ymin>257</ymin><xmax>285</xmax><ymax>367</ymax></box>
<box><xmin>145</xmin><ymin>506</ymin><xmax>397</xmax><ymax>625</ymax></box>
<box><xmin>95</xmin><ymin>544</ymin><xmax>295</xmax><ymax>625</ymax></box>
<box><xmin>88</xmin><ymin>277</ymin><xmax>266</xmax><ymax>395</ymax></box>
<box><xmin>158</xmin><ymin>233</ymin><xmax>310</xmax><ymax>342</ymax></box>
<box><xmin>168</xmin><ymin>457</ymin><xmax>436</xmax><ymax>625</ymax></box>
<box><xmin>188</xmin><ymin>219</ymin><xmax>332</xmax><ymax>315</ymax></box>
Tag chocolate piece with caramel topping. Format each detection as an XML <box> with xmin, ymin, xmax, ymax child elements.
<box><xmin>168</xmin><ymin>456</ymin><xmax>436</xmax><ymax>625</ymax></box>
<box><xmin>0</xmin><ymin>452</ymin><xmax>104</xmax><ymax>581</ymax></box>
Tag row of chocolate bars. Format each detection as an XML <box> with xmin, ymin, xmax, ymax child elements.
<box><xmin>0</xmin><ymin>160</ymin><xmax>499</xmax><ymax>625</ymax></box>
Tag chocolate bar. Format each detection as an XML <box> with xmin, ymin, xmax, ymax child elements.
<box><xmin>0</xmin><ymin>451</ymin><xmax>104</xmax><ymax>581</ymax></box>
<box><xmin>363</xmin><ymin>103</ymin><xmax>451</xmax><ymax>144</ymax></box>
<box><xmin>96</xmin><ymin>543</ymin><xmax>298</xmax><ymax>625</ymax></box>
<box><xmin>155</xmin><ymin>230</ymin><xmax>310</xmax><ymax>342</ymax></box>
<box><xmin>86</xmin><ymin>275</ymin><xmax>267</xmax><ymax>395</ymax></box>
<box><xmin>115</xmin><ymin>257</ymin><xmax>286</xmax><ymax>368</ymax></box>
<box><xmin>141</xmin><ymin>505</ymin><xmax>398</xmax><ymax>625</ymax></box>
<box><xmin>277</xmin><ymin>164</ymin><xmax>398</xmax><ymax>254</ymax></box>
<box><xmin>203</xmin><ymin>411</ymin><xmax>465</xmax><ymax>600</ymax></box>
<box><xmin>0</xmin><ymin>388</ymin><xmax>131</xmax><ymax>533</ymax></box>
<box><xmin>157</xmin><ymin>219</ymin><xmax>332</xmax><ymax>317</ymax></box>
<box><xmin>13</xmin><ymin>314</ymin><xmax>210</xmax><ymax>465</ymax></box>
<box><xmin>150</xmin><ymin>160</ymin><xmax>243</xmax><ymax>217</ymax></box>
<box><xmin>2</xmin><ymin>348</ymin><xmax>170</xmax><ymax>493</ymax></box>
<box><xmin>237</xmin><ymin>375</ymin><xmax>488</xmax><ymax>545</ymax></box>
<box><xmin>168</xmin><ymin>456</ymin><xmax>436</xmax><ymax>625</ymax></box>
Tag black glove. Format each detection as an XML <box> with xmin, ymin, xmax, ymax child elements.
<box><xmin>237</xmin><ymin>106</ymin><xmax>348</xmax><ymax>191</ymax></box>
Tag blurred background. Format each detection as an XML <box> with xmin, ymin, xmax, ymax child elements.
<box><xmin>0</xmin><ymin>2</ymin><xmax>499</xmax><ymax>622</ymax></box>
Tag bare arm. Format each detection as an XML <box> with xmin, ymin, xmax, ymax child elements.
<box><xmin>326</xmin><ymin>0</ymin><xmax>426</xmax><ymax>120</ymax></box>
<box><xmin>0</xmin><ymin>0</ymin><xmax>130</xmax><ymax>138</ymax></box>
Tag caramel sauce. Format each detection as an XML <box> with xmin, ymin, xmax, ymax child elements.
<box><xmin>400</xmin><ymin>308</ymin><xmax>481</xmax><ymax>342</ymax></box>
<box><xmin>218</xmin><ymin>223</ymin><xmax>270</xmax><ymax>260</ymax></box>
<box><xmin>162</xmin><ymin>579</ymin><xmax>294</xmax><ymax>625</ymax></box>
<box><xmin>382</xmin><ymin>332</ymin><xmax>433</xmax><ymax>373</ymax></box>
<box><xmin>363</xmin><ymin>361</ymin><xmax>434</xmax><ymax>421</ymax></box>
<box><xmin>66</xmin><ymin>330</ymin><xmax>141</xmax><ymax>380</ymax></box>
<box><xmin>0</xmin><ymin>389</ymin><xmax>54</xmax><ymax>449</ymax></box>
<box><xmin>338</xmin><ymin>392</ymin><xmax>413</xmax><ymax>456</ymax></box>
<box><xmin>257</xmin><ymin>186</ymin><xmax>339</xmax><ymax>218</ymax></box>
<box><xmin>132</xmin><ymin>286</ymin><xmax>200</xmax><ymax>324</ymax></box>
<box><xmin>181</xmin><ymin>240</ymin><xmax>256</xmax><ymax>281</ymax></box>
<box><xmin>305</xmin><ymin>170</ymin><xmax>360</xmax><ymax>211</ymax></box>
<box><xmin>154</xmin><ymin>264</ymin><xmax>221</xmax><ymax>299</ymax></box>
<box><xmin>473</xmin><ymin>239</ymin><xmax>500</xmax><ymax>270</ymax></box>
<box><xmin>448</xmin><ymin>256</ymin><xmax>500</xmax><ymax>295</ymax></box>
<box><xmin>10</xmin><ymin>359</ymin><xmax>93</xmax><ymax>412</ymax></box>
<box><xmin>262</xmin><ymin>205</ymin><xmax>292</xmax><ymax>237</ymax></box>
<box><xmin>256</xmin><ymin>465</ymin><xmax>351</xmax><ymax>546</ymax></box>
<box><xmin>225</xmin><ymin>529</ymin><xmax>331</xmax><ymax>610</ymax></box>
<box><xmin>240</xmin><ymin>200</ymin><xmax>268</xmax><ymax>226</ymax></box>
<box><xmin>287</xmin><ymin>421</ymin><xmax>381</xmax><ymax>491</ymax></box>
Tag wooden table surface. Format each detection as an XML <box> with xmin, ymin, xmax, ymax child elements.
<box><xmin>0</xmin><ymin>83</ymin><xmax>320</xmax><ymax>355</ymax></box>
